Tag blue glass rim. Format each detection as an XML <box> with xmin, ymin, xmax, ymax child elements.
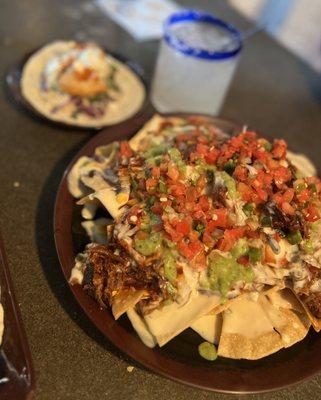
<box><xmin>164</xmin><ymin>10</ymin><xmax>242</xmax><ymax>61</ymax></box>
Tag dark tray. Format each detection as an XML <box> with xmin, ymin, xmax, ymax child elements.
<box><xmin>0</xmin><ymin>233</ymin><xmax>35</xmax><ymax>399</ymax></box>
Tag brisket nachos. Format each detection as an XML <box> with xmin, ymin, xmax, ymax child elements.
<box><xmin>67</xmin><ymin>114</ymin><xmax>321</xmax><ymax>360</ymax></box>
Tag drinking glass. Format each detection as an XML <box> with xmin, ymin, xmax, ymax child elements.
<box><xmin>151</xmin><ymin>10</ymin><xmax>242</xmax><ymax>115</ymax></box>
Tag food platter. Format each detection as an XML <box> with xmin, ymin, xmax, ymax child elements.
<box><xmin>6</xmin><ymin>43</ymin><xmax>149</xmax><ymax>131</ymax></box>
<box><xmin>54</xmin><ymin>113</ymin><xmax>321</xmax><ymax>393</ymax></box>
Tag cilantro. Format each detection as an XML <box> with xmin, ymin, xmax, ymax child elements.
<box><xmin>105</xmin><ymin>65</ymin><xmax>120</xmax><ymax>92</ymax></box>
<box><xmin>195</xmin><ymin>223</ymin><xmax>205</xmax><ymax>235</ymax></box>
<box><xmin>223</xmin><ymin>160</ymin><xmax>236</xmax><ymax>175</ymax></box>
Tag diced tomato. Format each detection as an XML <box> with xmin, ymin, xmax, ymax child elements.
<box><xmin>262</xmin><ymin>172</ymin><xmax>273</xmax><ymax>186</ymax></box>
<box><xmin>218</xmin><ymin>227</ymin><xmax>246</xmax><ymax>252</ymax></box>
<box><xmin>215</xmin><ymin>208</ymin><xmax>228</xmax><ymax>227</ymax></box>
<box><xmin>233</xmin><ymin>166</ymin><xmax>248</xmax><ymax>182</ymax></box>
<box><xmin>297</xmin><ymin>188</ymin><xmax>311</xmax><ymax>203</ymax></box>
<box><xmin>237</xmin><ymin>256</ymin><xmax>249</xmax><ymax>266</ymax></box>
<box><xmin>191</xmin><ymin>250</ymin><xmax>206</xmax><ymax>269</ymax></box>
<box><xmin>186</xmin><ymin>186</ymin><xmax>197</xmax><ymax>202</ymax></box>
<box><xmin>146</xmin><ymin>178</ymin><xmax>158</xmax><ymax>194</ymax></box>
<box><xmin>251</xmin><ymin>178</ymin><xmax>262</xmax><ymax>190</ymax></box>
<box><xmin>193</xmin><ymin>209</ymin><xmax>206</xmax><ymax>220</ymax></box>
<box><xmin>237</xmin><ymin>182</ymin><xmax>253</xmax><ymax>202</ymax></box>
<box><xmin>151</xmin><ymin>202</ymin><xmax>163</xmax><ymax>215</ymax></box>
<box><xmin>204</xmin><ymin>149</ymin><xmax>219</xmax><ymax>164</ymax></box>
<box><xmin>197</xmin><ymin>134</ymin><xmax>209</xmax><ymax>144</ymax></box>
<box><xmin>176</xmin><ymin>133</ymin><xmax>195</xmax><ymax>143</ymax></box>
<box><xmin>281</xmin><ymin>201</ymin><xmax>295</xmax><ymax>215</ymax></box>
<box><xmin>255</xmin><ymin>187</ymin><xmax>268</xmax><ymax>202</ymax></box>
<box><xmin>126</xmin><ymin>206</ymin><xmax>141</xmax><ymax>223</ymax></box>
<box><xmin>273</xmin><ymin>167</ymin><xmax>292</xmax><ymax>188</ymax></box>
<box><xmin>189</xmin><ymin>230</ymin><xmax>199</xmax><ymax>242</ymax></box>
<box><xmin>273</xmin><ymin>192</ymin><xmax>283</xmax><ymax>206</ymax></box>
<box><xmin>151</xmin><ymin>166</ymin><xmax>160</xmax><ymax>179</ymax></box>
<box><xmin>169</xmin><ymin>182</ymin><xmax>186</xmax><ymax>197</ymax></box>
<box><xmin>196</xmin><ymin>143</ymin><xmax>209</xmax><ymax>156</ymax></box>
<box><xmin>198</xmin><ymin>195</ymin><xmax>210</xmax><ymax>212</ymax></box>
<box><xmin>119</xmin><ymin>141</ymin><xmax>133</xmax><ymax>158</ymax></box>
<box><xmin>207</xmin><ymin>209</ymin><xmax>228</xmax><ymax>232</ymax></box>
<box><xmin>196</xmin><ymin>175</ymin><xmax>207</xmax><ymax>191</ymax></box>
<box><xmin>189</xmin><ymin>240</ymin><xmax>203</xmax><ymax>254</ymax></box>
<box><xmin>189</xmin><ymin>151</ymin><xmax>199</xmax><ymax>163</ymax></box>
<box><xmin>272</xmin><ymin>139</ymin><xmax>287</xmax><ymax>159</ymax></box>
<box><xmin>160</xmin><ymin>200</ymin><xmax>172</xmax><ymax>209</ymax></box>
<box><xmin>178</xmin><ymin>239</ymin><xmax>204</xmax><ymax>262</ymax></box>
<box><xmin>228</xmin><ymin>227</ymin><xmax>246</xmax><ymax>239</ymax></box>
<box><xmin>175</xmin><ymin>218</ymin><xmax>191</xmax><ymax>236</ymax></box>
<box><xmin>266</xmin><ymin>158</ymin><xmax>279</xmax><ymax>171</ymax></box>
<box><xmin>177</xmin><ymin>241</ymin><xmax>193</xmax><ymax>260</ymax></box>
<box><xmin>163</xmin><ymin>221</ymin><xmax>183</xmax><ymax>242</ymax></box>
<box><xmin>167</xmin><ymin>162</ymin><xmax>180</xmax><ymax>181</ymax></box>
<box><xmin>303</xmin><ymin>204</ymin><xmax>320</xmax><ymax>222</ymax></box>
<box><xmin>283</xmin><ymin>188</ymin><xmax>295</xmax><ymax>203</ymax></box>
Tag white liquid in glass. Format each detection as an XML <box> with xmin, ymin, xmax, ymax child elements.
<box><xmin>151</xmin><ymin>21</ymin><xmax>240</xmax><ymax>115</ymax></box>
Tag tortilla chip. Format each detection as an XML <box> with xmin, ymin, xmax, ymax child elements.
<box><xmin>81</xmin><ymin>200</ymin><xmax>99</xmax><ymax>220</ymax></box>
<box><xmin>259</xmin><ymin>295</ymin><xmax>310</xmax><ymax>347</ymax></box>
<box><xmin>127</xmin><ymin>308</ymin><xmax>157</xmax><ymax>348</ymax></box>
<box><xmin>211</xmin><ymin>284</ymin><xmax>284</xmax><ymax>316</ymax></box>
<box><xmin>289</xmin><ymin>289</ymin><xmax>321</xmax><ymax>332</ymax></box>
<box><xmin>267</xmin><ymin>288</ymin><xmax>303</xmax><ymax>313</ymax></box>
<box><xmin>143</xmin><ymin>291</ymin><xmax>221</xmax><ymax>347</ymax></box>
<box><xmin>80</xmin><ymin>170</ymin><xmax>110</xmax><ymax>192</ymax></box>
<box><xmin>67</xmin><ymin>156</ymin><xmax>92</xmax><ymax>198</ymax></box>
<box><xmin>77</xmin><ymin>187</ymin><xmax>129</xmax><ymax>220</ymax></box>
<box><xmin>81</xmin><ymin>218</ymin><xmax>110</xmax><ymax>244</ymax></box>
<box><xmin>191</xmin><ymin>312</ymin><xmax>222</xmax><ymax>344</ymax></box>
<box><xmin>218</xmin><ymin>295</ymin><xmax>284</xmax><ymax>360</ymax></box>
<box><xmin>129</xmin><ymin>114</ymin><xmax>163</xmax><ymax>151</ymax></box>
<box><xmin>112</xmin><ymin>289</ymin><xmax>146</xmax><ymax>320</ymax></box>
<box><xmin>129</xmin><ymin>114</ymin><xmax>186</xmax><ymax>151</ymax></box>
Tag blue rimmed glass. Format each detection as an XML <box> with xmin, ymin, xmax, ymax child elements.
<box><xmin>151</xmin><ymin>10</ymin><xmax>242</xmax><ymax>115</ymax></box>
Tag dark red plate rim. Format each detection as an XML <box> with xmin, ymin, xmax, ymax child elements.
<box><xmin>6</xmin><ymin>43</ymin><xmax>149</xmax><ymax>131</ymax></box>
<box><xmin>54</xmin><ymin>113</ymin><xmax>321</xmax><ymax>394</ymax></box>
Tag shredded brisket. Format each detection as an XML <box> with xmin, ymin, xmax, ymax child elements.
<box><xmin>261</xmin><ymin>201</ymin><xmax>308</xmax><ymax>237</ymax></box>
<box><xmin>82</xmin><ymin>244</ymin><xmax>167</xmax><ymax>308</ymax></box>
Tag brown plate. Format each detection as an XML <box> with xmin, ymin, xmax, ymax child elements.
<box><xmin>54</xmin><ymin>114</ymin><xmax>321</xmax><ymax>393</ymax></box>
<box><xmin>0</xmin><ymin>232</ymin><xmax>35</xmax><ymax>399</ymax></box>
<box><xmin>6</xmin><ymin>44</ymin><xmax>149</xmax><ymax>131</ymax></box>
